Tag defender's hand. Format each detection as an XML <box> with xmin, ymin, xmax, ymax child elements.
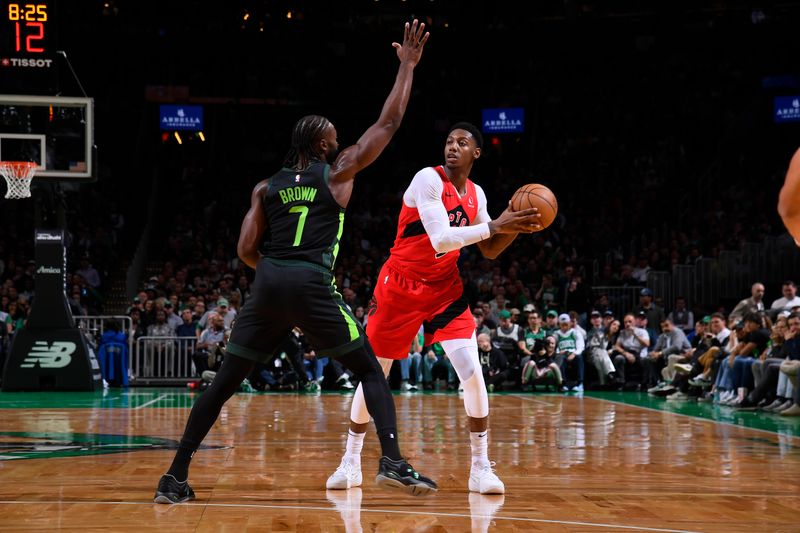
<box><xmin>394</xmin><ymin>19</ymin><xmax>429</xmax><ymax>66</ymax></box>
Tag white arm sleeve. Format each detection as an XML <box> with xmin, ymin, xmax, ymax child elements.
<box><xmin>404</xmin><ymin>168</ymin><xmax>490</xmax><ymax>254</ymax></box>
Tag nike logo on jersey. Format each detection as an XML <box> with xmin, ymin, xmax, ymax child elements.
<box><xmin>384</xmin><ymin>275</ymin><xmax>389</xmax><ymax>284</ymax></box>
<box><xmin>434</xmin><ymin>252</ymin><xmax>447</xmax><ymax>259</ymax></box>
<box><xmin>444</xmin><ymin>192</ymin><xmax>455</xmax><ymax>198</ymax></box>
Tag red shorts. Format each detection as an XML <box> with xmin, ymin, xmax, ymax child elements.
<box><xmin>365</xmin><ymin>261</ymin><xmax>474</xmax><ymax>360</ymax></box>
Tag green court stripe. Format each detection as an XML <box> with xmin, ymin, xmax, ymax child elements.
<box><xmin>582</xmin><ymin>391</ymin><xmax>800</xmax><ymax>439</ymax></box>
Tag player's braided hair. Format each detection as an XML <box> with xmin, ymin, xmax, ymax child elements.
<box><xmin>283</xmin><ymin>115</ymin><xmax>331</xmax><ymax>170</ymax></box>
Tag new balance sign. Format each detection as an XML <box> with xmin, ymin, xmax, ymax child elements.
<box><xmin>21</xmin><ymin>341</ymin><xmax>76</xmax><ymax>369</ymax></box>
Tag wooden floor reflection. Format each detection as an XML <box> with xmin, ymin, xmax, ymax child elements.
<box><xmin>1</xmin><ymin>391</ymin><xmax>799</xmax><ymax>532</ymax></box>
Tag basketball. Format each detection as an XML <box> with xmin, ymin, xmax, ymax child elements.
<box><xmin>510</xmin><ymin>183</ymin><xmax>558</xmax><ymax>229</ymax></box>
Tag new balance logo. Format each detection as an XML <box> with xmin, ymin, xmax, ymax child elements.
<box><xmin>21</xmin><ymin>341</ymin><xmax>76</xmax><ymax>369</ymax></box>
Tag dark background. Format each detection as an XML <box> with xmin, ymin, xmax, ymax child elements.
<box><xmin>2</xmin><ymin>0</ymin><xmax>800</xmax><ymax>313</ymax></box>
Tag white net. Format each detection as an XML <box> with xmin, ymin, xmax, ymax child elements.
<box><xmin>0</xmin><ymin>162</ymin><xmax>37</xmax><ymax>199</ymax></box>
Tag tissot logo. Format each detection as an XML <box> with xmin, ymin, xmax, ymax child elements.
<box><xmin>21</xmin><ymin>341</ymin><xmax>76</xmax><ymax>369</ymax></box>
<box><xmin>36</xmin><ymin>266</ymin><xmax>60</xmax><ymax>274</ymax></box>
<box><xmin>2</xmin><ymin>58</ymin><xmax>54</xmax><ymax>68</ymax></box>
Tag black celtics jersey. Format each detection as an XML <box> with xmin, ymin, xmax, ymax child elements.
<box><xmin>259</xmin><ymin>162</ymin><xmax>345</xmax><ymax>271</ymax></box>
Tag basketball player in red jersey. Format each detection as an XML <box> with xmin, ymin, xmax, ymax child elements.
<box><xmin>327</xmin><ymin>122</ymin><xmax>542</xmax><ymax>494</ymax></box>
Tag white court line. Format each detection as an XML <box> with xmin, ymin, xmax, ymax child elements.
<box><xmin>511</xmin><ymin>394</ymin><xmax>554</xmax><ymax>406</ymax></box>
<box><xmin>583</xmin><ymin>395</ymin><xmax>800</xmax><ymax>441</ymax></box>
<box><xmin>133</xmin><ymin>394</ymin><xmax>169</xmax><ymax>410</ymax></box>
<box><xmin>0</xmin><ymin>500</ymin><xmax>703</xmax><ymax>533</ymax></box>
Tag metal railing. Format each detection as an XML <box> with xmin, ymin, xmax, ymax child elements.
<box><xmin>132</xmin><ymin>336</ymin><xmax>198</xmax><ymax>383</ymax></box>
<box><xmin>75</xmin><ymin>315</ymin><xmax>134</xmax><ymax>359</ymax></box>
<box><xmin>637</xmin><ymin>235</ymin><xmax>800</xmax><ymax>312</ymax></box>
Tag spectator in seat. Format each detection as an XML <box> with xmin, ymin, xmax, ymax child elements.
<box><xmin>613</xmin><ymin>313</ymin><xmax>650</xmax><ymax>388</ymax></box>
<box><xmin>521</xmin><ymin>335</ymin><xmax>563</xmax><ymax>391</ymax></box>
<box><xmin>492</xmin><ymin>310</ymin><xmax>522</xmax><ymax>370</ymax></box>
<box><xmin>195</xmin><ymin>313</ymin><xmax>226</xmax><ymax>376</ymax></box>
<box><xmin>636</xmin><ymin>288</ymin><xmax>665</xmax><ymax>335</ymax></box>
<box><xmin>729</xmin><ymin>282</ymin><xmax>766</xmax><ymax>323</ymax></box>
<box><xmin>544</xmin><ymin>309</ymin><xmax>559</xmax><ymax>337</ymax></box>
<box><xmin>585</xmin><ymin>310</ymin><xmax>616</xmax><ymax>386</ymax></box>
<box><xmin>667</xmin><ymin>296</ymin><xmax>694</xmax><ymax>333</ymax></box>
<box><xmin>555</xmin><ymin>313</ymin><xmax>585</xmax><ymax>392</ymax></box>
<box><xmin>770</xmin><ymin>281</ymin><xmax>800</xmax><ymax>316</ymax></box>
<box><xmin>644</xmin><ymin>318</ymin><xmax>691</xmax><ymax>392</ymax></box>
<box><xmin>477</xmin><ymin>333</ymin><xmax>509</xmax><ymax>392</ymax></box>
<box><xmin>77</xmin><ymin>256</ymin><xmax>101</xmax><ymax>289</ymax></box>
<box><xmin>163</xmin><ymin>301</ymin><xmax>182</xmax><ymax>333</ymax></box>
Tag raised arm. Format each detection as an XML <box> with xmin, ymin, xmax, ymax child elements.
<box><xmin>237</xmin><ymin>180</ymin><xmax>270</xmax><ymax>269</ymax></box>
<box><xmin>328</xmin><ymin>19</ymin><xmax>429</xmax><ymax>191</ymax></box>
<box><xmin>778</xmin><ymin>147</ymin><xmax>800</xmax><ymax>244</ymax></box>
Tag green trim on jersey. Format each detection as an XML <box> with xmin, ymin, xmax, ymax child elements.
<box><xmin>323</xmin><ymin>211</ymin><xmax>346</xmax><ymax>269</ymax></box>
<box><xmin>325</xmin><ymin>271</ymin><xmax>363</xmax><ymax>344</ymax></box>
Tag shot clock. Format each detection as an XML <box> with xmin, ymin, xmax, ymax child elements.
<box><xmin>1</xmin><ymin>1</ymin><xmax>57</xmax><ymax>93</ymax></box>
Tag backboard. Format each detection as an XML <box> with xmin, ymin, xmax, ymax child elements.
<box><xmin>0</xmin><ymin>94</ymin><xmax>94</xmax><ymax>180</ymax></box>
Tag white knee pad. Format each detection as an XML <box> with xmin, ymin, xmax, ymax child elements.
<box><xmin>441</xmin><ymin>334</ymin><xmax>489</xmax><ymax>419</ymax></box>
<box><xmin>349</xmin><ymin>357</ymin><xmax>395</xmax><ymax>426</ymax></box>
<box><xmin>440</xmin><ymin>334</ymin><xmax>479</xmax><ymax>382</ymax></box>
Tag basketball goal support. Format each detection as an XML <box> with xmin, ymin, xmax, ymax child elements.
<box><xmin>2</xmin><ymin>230</ymin><xmax>102</xmax><ymax>391</ymax></box>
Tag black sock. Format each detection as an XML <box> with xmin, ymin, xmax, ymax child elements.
<box><xmin>166</xmin><ymin>445</ymin><xmax>194</xmax><ymax>481</ymax></box>
<box><xmin>165</xmin><ymin>354</ymin><xmax>255</xmax><ymax>482</ymax></box>
<box><xmin>377</xmin><ymin>429</ymin><xmax>401</xmax><ymax>461</ymax></box>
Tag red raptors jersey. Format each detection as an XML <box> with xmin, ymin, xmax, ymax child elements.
<box><xmin>387</xmin><ymin>166</ymin><xmax>480</xmax><ymax>282</ymax></box>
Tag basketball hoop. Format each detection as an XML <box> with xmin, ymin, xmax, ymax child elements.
<box><xmin>0</xmin><ymin>161</ymin><xmax>37</xmax><ymax>199</ymax></box>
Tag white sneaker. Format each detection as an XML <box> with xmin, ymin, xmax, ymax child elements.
<box><xmin>326</xmin><ymin>457</ymin><xmax>362</xmax><ymax>489</ymax></box>
<box><xmin>337</xmin><ymin>375</ymin><xmax>355</xmax><ymax>390</ymax></box>
<box><xmin>401</xmin><ymin>381</ymin><xmax>412</xmax><ymax>392</ymax></box>
<box><xmin>468</xmin><ymin>462</ymin><xmax>505</xmax><ymax>494</ymax></box>
<box><xmin>719</xmin><ymin>390</ymin><xmax>734</xmax><ymax>404</ymax></box>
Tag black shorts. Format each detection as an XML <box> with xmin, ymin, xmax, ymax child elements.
<box><xmin>226</xmin><ymin>258</ymin><xmax>364</xmax><ymax>363</ymax></box>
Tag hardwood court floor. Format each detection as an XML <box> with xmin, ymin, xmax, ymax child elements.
<box><xmin>0</xmin><ymin>389</ymin><xmax>799</xmax><ymax>532</ymax></box>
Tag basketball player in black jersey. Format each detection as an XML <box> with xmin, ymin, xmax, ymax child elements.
<box><xmin>155</xmin><ymin>20</ymin><xmax>434</xmax><ymax>503</ymax></box>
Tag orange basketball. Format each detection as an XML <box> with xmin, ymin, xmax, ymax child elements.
<box><xmin>510</xmin><ymin>183</ymin><xmax>558</xmax><ymax>229</ymax></box>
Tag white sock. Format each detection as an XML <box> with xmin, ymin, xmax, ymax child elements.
<box><xmin>344</xmin><ymin>430</ymin><xmax>365</xmax><ymax>464</ymax></box>
<box><xmin>470</xmin><ymin>430</ymin><xmax>489</xmax><ymax>468</ymax></box>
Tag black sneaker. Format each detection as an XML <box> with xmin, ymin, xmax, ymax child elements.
<box><xmin>154</xmin><ymin>474</ymin><xmax>196</xmax><ymax>504</ymax></box>
<box><xmin>375</xmin><ymin>456</ymin><xmax>437</xmax><ymax>496</ymax></box>
<box><xmin>735</xmin><ymin>397</ymin><xmax>759</xmax><ymax>411</ymax></box>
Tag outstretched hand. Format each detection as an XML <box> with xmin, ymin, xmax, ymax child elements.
<box><xmin>489</xmin><ymin>200</ymin><xmax>543</xmax><ymax>235</ymax></box>
<box><xmin>393</xmin><ymin>19</ymin><xmax>429</xmax><ymax>66</ymax></box>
